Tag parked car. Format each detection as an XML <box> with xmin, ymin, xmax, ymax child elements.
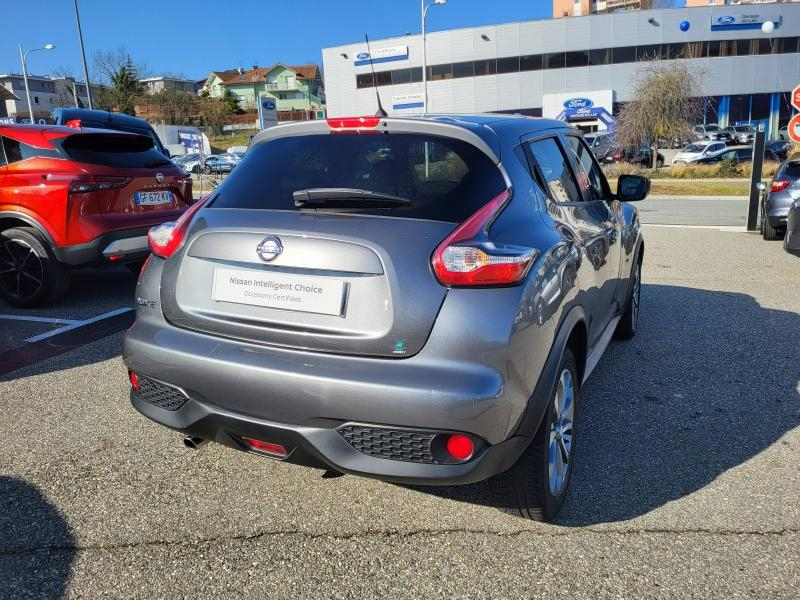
<box><xmin>191</xmin><ymin>154</ymin><xmax>236</xmax><ymax>174</ymax></box>
<box><xmin>766</xmin><ymin>139</ymin><xmax>794</xmax><ymax>162</ymax></box>
<box><xmin>777</xmin><ymin>125</ymin><xmax>790</xmax><ymax>141</ymax></box>
<box><xmin>583</xmin><ymin>132</ymin><xmax>617</xmax><ymax>155</ymax></box>
<box><xmin>219</xmin><ymin>152</ymin><xmax>244</xmax><ymax>166</ymax></box>
<box><xmin>784</xmin><ymin>197</ymin><xmax>800</xmax><ymax>256</ymax></box>
<box><xmin>692</xmin><ymin>124</ymin><xmax>732</xmax><ymax>142</ymax></box>
<box><xmin>761</xmin><ymin>159</ymin><xmax>800</xmax><ymax>240</ymax></box>
<box><xmin>602</xmin><ymin>146</ymin><xmax>665</xmax><ymax>168</ymax></box>
<box><xmin>724</xmin><ymin>125</ymin><xmax>756</xmax><ymax>145</ymax></box>
<box><xmin>0</xmin><ymin>125</ymin><xmax>192</xmax><ymax>306</ymax></box>
<box><xmin>52</xmin><ymin>108</ymin><xmax>170</xmax><ymax>157</ymax></box>
<box><xmin>123</xmin><ymin>115</ymin><xmax>649</xmax><ymax>522</ymax></box>
<box><xmin>672</xmin><ymin>141</ymin><xmax>728</xmax><ymax>165</ymax></box>
<box><xmin>694</xmin><ymin>145</ymin><xmax>782</xmax><ymax>165</ymax></box>
<box><xmin>174</xmin><ymin>152</ymin><xmax>200</xmax><ymax>167</ymax></box>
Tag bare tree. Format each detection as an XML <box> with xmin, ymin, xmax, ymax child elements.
<box><xmin>92</xmin><ymin>48</ymin><xmax>149</xmax><ymax>115</ymax></box>
<box><xmin>615</xmin><ymin>61</ymin><xmax>704</xmax><ymax>169</ymax></box>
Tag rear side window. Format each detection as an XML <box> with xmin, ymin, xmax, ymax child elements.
<box><xmin>528</xmin><ymin>137</ymin><xmax>581</xmax><ymax>203</ymax></box>
<box><xmin>58</xmin><ymin>134</ymin><xmax>171</xmax><ymax>168</ymax></box>
<box><xmin>1</xmin><ymin>136</ymin><xmax>60</xmax><ymax>164</ymax></box>
<box><xmin>209</xmin><ymin>133</ymin><xmax>505</xmax><ymax>222</ymax></box>
<box><xmin>783</xmin><ymin>162</ymin><xmax>800</xmax><ymax>179</ymax></box>
<box><xmin>565</xmin><ymin>136</ymin><xmax>609</xmax><ymax>201</ymax></box>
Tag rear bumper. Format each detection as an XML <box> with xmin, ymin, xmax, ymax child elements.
<box><xmin>56</xmin><ymin>226</ymin><xmax>153</xmax><ymax>266</ymax></box>
<box><xmin>129</xmin><ymin>387</ymin><xmax>528</xmax><ymax>485</ymax></box>
<box><xmin>785</xmin><ymin>206</ymin><xmax>800</xmax><ymax>255</ymax></box>
<box><xmin>765</xmin><ymin>199</ymin><xmax>791</xmax><ymax>228</ymax></box>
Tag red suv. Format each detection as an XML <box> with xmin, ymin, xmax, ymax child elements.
<box><xmin>0</xmin><ymin>124</ymin><xmax>192</xmax><ymax>306</ymax></box>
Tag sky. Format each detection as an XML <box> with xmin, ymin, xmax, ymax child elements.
<box><xmin>1</xmin><ymin>0</ymin><xmax>563</xmax><ymax>82</ymax></box>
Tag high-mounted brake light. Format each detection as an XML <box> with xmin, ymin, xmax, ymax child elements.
<box><xmin>326</xmin><ymin>116</ymin><xmax>381</xmax><ymax>130</ymax></box>
<box><xmin>431</xmin><ymin>189</ymin><xmax>538</xmax><ymax>286</ymax></box>
<box><xmin>65</xmin><ymin>119</ymin><xmax>82</xmax><ymax>129</ymax></box>
<box><xmin>147</xmin><ymin>194</ymin><xmax>209</xmax><ymax>258</ymax></box>
<box><xmin>771</xmin><ymin>179</ymin><xmax>790</xmax><ymax>192</ymax></box>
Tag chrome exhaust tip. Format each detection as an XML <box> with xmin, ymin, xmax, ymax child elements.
<box><xmin>183</xmin><ymin>436</ymin><xmax>208</xmax><ymax>450</ymax></box>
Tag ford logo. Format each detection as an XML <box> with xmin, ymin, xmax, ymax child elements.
<box><xmin>256</xmin><ymin>236</ymin><xmax>283</xmax><ymax>262</ymax></box>
<box><xmin>263</xmin><ymin>100</ymin><xmax>276</xmax><ymax>110</ymax></box>
<box><xmin>356</xmin><ymin>52</ymin><xmax>370</xmax><ymax>60</ymax></box>
<box><xmin>563</xmin><ymin>98</ymin><xmax>593</xmax><ymax>109</ymax></box>
<box><xmin>718</xmin><ymin>16</ymin><xmax>736</xmax><ymax>24</ymax></box>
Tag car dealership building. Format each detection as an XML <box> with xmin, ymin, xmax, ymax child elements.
<box><xmin>321</xmin><ymin>4</ymin><xmax>800</xmax><ymax>139</ymax></box>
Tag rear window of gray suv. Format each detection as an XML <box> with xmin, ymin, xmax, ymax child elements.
<box><xmin>209</xmin><ymin>133</ymin><xmax>506</xmax><ymax>222</ymax></box>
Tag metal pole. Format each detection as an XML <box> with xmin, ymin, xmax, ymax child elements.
<box><xmin>71</xmin><ymin>79</ymin><xmax>79</xmax><ymax>107</ymax></box>
<box><xmin>19</xmin><ymin>45</ymin><xmax>35</xmax><ymax>124</ymax></box>
<box><xmin>747</xmin><ymin>130</ymin><xmax>765</xmax><ymax>231</ymax></box>
<box><xmin>421</xmin><ymin>0</ymin><xmax>427</xmax><ymax>114</ymax></box>
<box><xmin>73</xmin><ymin>0</ymin><xmax>93</xmax><ymax>109</ymax></box>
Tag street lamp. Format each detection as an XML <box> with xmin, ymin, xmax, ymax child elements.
<box><xmin>421</xmin><ymin>0</ymin><xmax>447</xmax><ymax>114</ymax></box>
<box><xmin>18</xmin><ymin>43</ymin><xmax>55</xmax><ymax>124</ymax></box>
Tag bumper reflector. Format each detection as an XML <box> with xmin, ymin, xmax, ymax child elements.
<box><xmin>242</xmin><ymin>437</ymin><xmax>288</xmax><ymax>459</ymax></box>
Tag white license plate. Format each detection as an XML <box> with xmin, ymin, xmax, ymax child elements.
<box><xmin>135</xmin><ymin>191</ymin><xmax>174</xmax><ymax>206</ymax></box>
<box><xmin>212</xmin><ymin>268</ymin><xmax>345</xmax><ymax>316</ymax></box>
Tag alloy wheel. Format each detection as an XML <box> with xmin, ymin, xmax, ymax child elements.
<box><xmin>548</xmin><ymin>368</ymin><xmax>575</xmax><ymax>496</ymax></box>
<box><xmin>0</xmin><ymin>238</ymin><xmax>45</xmax><ymax>303</ymax></box>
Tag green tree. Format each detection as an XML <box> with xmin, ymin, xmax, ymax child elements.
<box><xmin>93</xmin><ymin>49</ymin><xmax>146</xmax><ymax>115</ymax></box>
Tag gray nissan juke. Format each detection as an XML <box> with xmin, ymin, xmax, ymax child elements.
<box><xmin>123</xmin><ymin>114</ymin><xmax>649</xmax><ymax>521</ymax></box>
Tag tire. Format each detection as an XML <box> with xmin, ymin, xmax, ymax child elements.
<box><xmin>486</xmin><ymin>349</ymin><xmax>578</xmax><ymax>522</ymax></box>
<box><xmin>762</xmin><ymin>211</ymin><xmax>780</xmax><ymax>241</ymax></box>
<box><xmin>0</xmin><ymin>227</ymin><xmax>70</xmax><ymax>307</ymax></box>
<box><xmin>203</xmin><ymin>165</ymin><xmax>212</xmax><ymax>175</ymax></box>
<box><xmin>614</xmin><ymin>256</ymin><xmax>641</xmax><ymax>340</ymax></box>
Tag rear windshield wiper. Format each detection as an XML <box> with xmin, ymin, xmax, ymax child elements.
<box><xmin>293</xmin><ymin>188</ymin><xmax>411</xmax><ymax>208</ymax></box>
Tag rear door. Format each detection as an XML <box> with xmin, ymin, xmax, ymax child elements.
<box><xmin>159</xmin><ymin>128</ymin><xmax>507</xmax><ymax>358</ymax></box>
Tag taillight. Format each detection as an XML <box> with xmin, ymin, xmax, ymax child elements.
<box><xmin>242</xmin><ymin>437</ymin><xmax>288</xmax><ymax>459</ymax></box>
<box><xmin>445</xmin><ymin>434</ymin><xmax>474</xmax><ymax>461</ymax></box>
<box><xmin>45</xmin><ymin>173</ymin><xmax>132</xmax><ymax>193</ymax></box>
<box><xmin>147</xmin><ymin>194</ymin><xmax>209</xmax><ymax>258</ymax></box>
<box><xmin>128</xmin><ymin>370</ymin><xmax>139</xmax><ymax>392</ymax></box>
<box><xmin>65</xmin><ymin>119</ymin><xmax>82</xmax><ymax>129</ymax></box>
<box><xmin>771</xmin><ymin>180</ymin><xmax>790</xmax><ymax>192</ymax></box>
<box><xmin>431</xmin><ymin>189</ymin><xmax>538</xmax><ymax>286</ymax></box>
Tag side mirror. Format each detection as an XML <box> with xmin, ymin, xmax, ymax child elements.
<box><xmin>617</xmin><ymin>174</ymin><xmax>650</xmax><ymax>202</ymax></box>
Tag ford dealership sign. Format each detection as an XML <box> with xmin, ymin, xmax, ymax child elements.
<box><xmin>717</xmin><ymin>16</ymin><xmax>736</xmax><ymax>25</ymax></box>
<box><xmin>356</xmin><ymin>52</ymin><xmax>370</xmax><ymax>60</ymax></box>
<box><xmin>563</xmin><ymin>98</ymin><xmax>594</xmax><ymax>110</ymax></box>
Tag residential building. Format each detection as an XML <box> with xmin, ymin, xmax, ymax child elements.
<box><xmin>0</xmin><ymin>73</ymin><xmax>102</xmax><ymax>121</ymax></box>
<box><xmin>554</xmin><ymin>0</ymin><xmax>648</xmax><ymax>18</ymax></box>
<box><xmin>322</xmin><ymin>3</ymin><xmax>800</xmax><ymax>139</ymax></box>
<box><xmin>139</xmin><ymin>76</ymin><xmax>202</xmax><ymax>95</ymax></box>
<box><xmin>200</xmin><ymin>64</ymin><xmax>326</xmax><ymax>121</ymax></box>
<box><xmin>686</xmin><ymin>1</ymin><xmax>799</xmax><ymax>6</ymax></box>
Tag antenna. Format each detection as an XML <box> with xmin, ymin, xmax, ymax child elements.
<box><xmin>364</xmin><ymin>34</ymin><xmax>388</xmax><ymax>117</ymax></box>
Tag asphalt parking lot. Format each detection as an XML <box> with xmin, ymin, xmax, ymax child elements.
<box><xmin>1</xmin><ymin>221</ymin><xmax>799</xmax><ymax>598</ymax></box>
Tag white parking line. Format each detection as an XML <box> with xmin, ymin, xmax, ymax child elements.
<box><xmin>23</xmin><ymin>307</ymin><xmax>133</xmax><ymax>343</ymax></box>
<box><xmin>0</xmin><ymin>314</ymin><xmax>80</xmax><ymax>325</ymax></box>
<box><xmin>642</xmin><ymin>224</ymin><xmax>747</xmax><ymax>232</ymax></box>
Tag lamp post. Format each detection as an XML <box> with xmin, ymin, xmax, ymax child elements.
<box><xmin>421</xmin><ymin>0</ymin><xmax>447</xmax><ymax>114</ymax></box>
<box><xmin>18</xmin><ymin>43</ymin><xmax>55</xmax><ymax>124</ymax></box>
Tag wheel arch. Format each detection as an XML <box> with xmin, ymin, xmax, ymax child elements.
<box><xmin>512</xmin><ymin>304</ymin><xmax>589</xmax><ymax>440</ymax></box>
<box><xmin>0</xmin><ymin>211</ymin><xmax>58</xmax><ymax>250</ymax></box>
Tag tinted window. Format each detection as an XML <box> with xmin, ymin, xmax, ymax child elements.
<box><xmin>611</xmin><ymin>46</ymin><xmax>636</xmax><ymax>64</ymax></box>
<box><xmin>496</xmin><ymin>56</ymin><xmax>519</xmax><ymax>74</ymax></box>
<box><xmin>474</xmin><ymin>59</ymin><xmax>496</xmax><ymax>76</ymax></box>
<box><xmin>543</xmin><ymin>52</ymin><xmax>566</xmax><ymax>69</ymax></box>
<box><xmin>59</xmin><ymin>134</ymin><xmax>171</xmax><ymax>168</ymax></box>
<box><xmin>588</xmin><ymin>48</ymin><xmax>610</xmax><ymax>66</ymax></box>
<box><xmin>1</xmin><ymin>137</ymin><xmax>60</xmax><ymax>164</ymax></box>
<box><xmin>783</xmin><ymin>162</ymin><xmax>800</xmax><ymax>179</ymax></box>
<box><xmin>565</xmin><ymin>136</ymin><xmax>608</xmax><ymax>201</ymax></box>
<box><xmin>637</xmin><ymin>44</ymin><xmax>661</xmax><ymax>61</ymax></box>
<box><xmin>391</xmin><ymin>69</ymin><xmax>411</xmax><ymax>85</ymax></box>
<box><xmin>210</xmin><ymin>133</ymin><xmax>505</xmax><ymax>223</ymax></box>
<box><xmin>529</xmin><ymin>138</ymin><xmax>580</xmax><ymax>203</ymax></box>
<box><xmin>430</xmin><ymin>63</ymin><xmax>453</xmax><ymax>81</ymax></box>
<box><xmin>564</xmin><ymin>50</ymin><xmax>588</xmax><ymax>68</ymax></box>
<box><xmin>453</xmin><ymin>61</ymin><xmax>474</xmax><ymax>78</ymax></box>
<box><xmin>520</xmin><ymin>54</ymin><xmax>543</xmax><ymax>71</ymax></box>
<box><xmin>356</xmin><ymin>73</ymin><xmax>374</xmax><ymax>89</ymax></box>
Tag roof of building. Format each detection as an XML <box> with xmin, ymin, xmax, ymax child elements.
<box><xmin>0</xmin><ymin>86</ymin><xmax>19</xmax><ymax>101</ymax></box>
<box><xmin>215</xmin><ymin>64</ymin><xmax>322</xmax><ymax>85</ymax></box>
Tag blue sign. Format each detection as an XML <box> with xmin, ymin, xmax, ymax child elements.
<box><xmin>356</xmin><ymin>52</ymin><xmax>370</xmax><ymax>60</ymax></box>
<box><xmin>262</xmin><ymin>100</ymin><xmax>276</xmax><ymax>110</ymax></box>
<box><xmin>556</xmin><ymin>106</ymin><xmax>616</xmax><ymax>131</ymax></box>
<box><xmin>710</xmin><ymin>13</ymin><xmax>779</xmax><ymax>31</ymax></box>
<box><xmin>717</xmin><ymin>16</ymin><xmax>736</xmax><ymax>25</ymax></box>
<box><xmin>563</xmin><ymin>97</ymin><xmax>594</xmax><ymax>110</ymax></box>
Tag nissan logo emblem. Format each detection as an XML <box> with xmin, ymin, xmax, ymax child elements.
<box><xmin>155</xmin><ymin>172</ymin><xmax>164</xmax><ymax>183</ymax></box>
<box><xmin>256</xmin><ymin>236</ymin><xmax>283</xmax><ymax>262</ymax></box>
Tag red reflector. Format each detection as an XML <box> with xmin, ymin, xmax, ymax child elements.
<box><xmin>128</xmin><ymin>370</ymin><xmax>139</xmax><ymax>392</ymax></box>
<box><xmin>431</xmin><ymin>189</ymin><xmax>538</xmax><ymax>286</ymax></box>
<box><xmin>242</xmin><ymin>437</ymin><xmax>288</xmax><ymax>458</ymax></box>
<box><xmin>107</xmin><ymin>254</ymin><xmax>124</xmax><ymax>262</ymax></box>
<box><xmin>446</xmin><ymin>434</ymin><xmax>474</xmax><ymax>461</ymax></box>
<box><xmin>147</xmin><ymin>194</ymin><xmax>209</xmax><ymax>258</ymax></box>
<box><xmin>771</xmin><ymin>179</ymin><xmax>790</xmax><ymax>192</ymax></box>
<box><xmin>65</xmin><ymin>119</ymin><xmax>82</xmax><ymax>129</ymax></box>
<box><xmin>326</xmin><ymin>116</ymin><xmax>381</xmax><ymax>130</ymax></box>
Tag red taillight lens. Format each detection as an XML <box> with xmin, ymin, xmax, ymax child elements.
<box><xmin>65</xmin><ymin>119</ymin><xmax>82</xmax><ymax>129</ymax></box>
<box><xmin>147</xmin><ymin>194</ymin><xmax>208</xmax><ymax>258</ymax></box>
<box><xmin>45</xmin><ymin>174</ymin><xmax>132</xmax><ymax>193</ymax></box>
<box><xmin>445</xmin><ymin>434</ymin><xmax>474</xmax><ymax>461</ymax></box>
<box><xmin>771</xmin><ymin>180</ymin><xmax>790</xmax><ymax>192</ymax></box>
<box><xmin>128</xmin><ymin>370</ymin><xmax>139</xmax><ymax>392</ymax></box>
<box><xmin>242</xmin><ymin>437</ymin><xmax>288</xmax><ymax>458</ymax></box>
<box><xmin>431</xmin><ymin>189</ymin><xmax>538</xmax><ymax>287</ymax></box>
<box><xmin>326</xmin><ymin>116</ymin><xmax>381</xmax><ymax>130</ymax></box>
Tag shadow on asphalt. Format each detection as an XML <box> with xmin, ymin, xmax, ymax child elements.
<box><xmin>0</xmin><ymin>476</ymin><xmax>75</xmax><ymax>598</ymax></box>
<box><xmin>408</xmin><ymin>284</ymin><xmax>800</xmax><ymax>525</ymax></box>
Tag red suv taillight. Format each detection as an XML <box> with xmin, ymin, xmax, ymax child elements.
<box><xmin>45</xmin><ymin>173</ymin><xmax>132</xmax><ymax>193</ymax></box>
<box><xmin>771</xmin><ymin>180</ymin><xmax>790</xmax><ymax>192</ymax></box>
<box><xmin>147</xmin><ymin>195</ymin><xmax>208</xmax><ymax>258</ymax></box>
<box><xmin>431</xmin><ymin>189</ymin><xmax>538</xmax><ymax>286</ymax></box>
